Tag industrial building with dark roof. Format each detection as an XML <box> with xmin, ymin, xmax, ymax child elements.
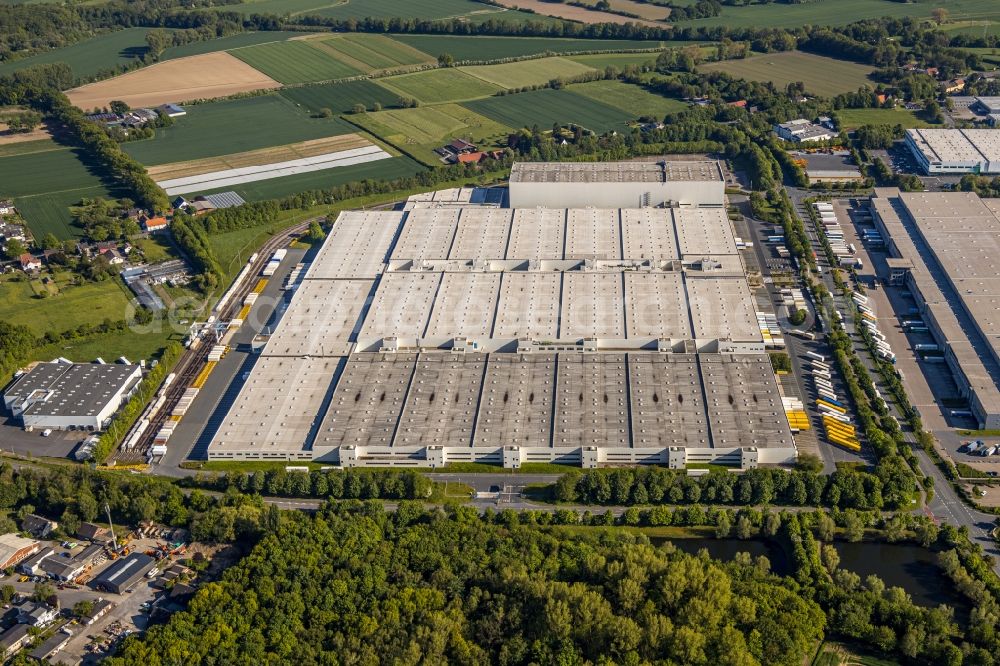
<box><xmin>2</xmin><ymin>362</ymin><xmax>142</xmax><ymax>431</ymax></box>
<box><xmin>92</xmin><ymin>552</ymin><xmax>155</xmax><ymax>593</ymax></box>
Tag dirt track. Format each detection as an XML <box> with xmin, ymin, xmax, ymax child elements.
<box><xmin>66</xmin><ymin>52</ymin><xmax>281</xmax><ymax>111</ymax></box>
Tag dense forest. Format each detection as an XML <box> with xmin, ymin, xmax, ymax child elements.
<box><xmin>102</xmin><ymin>502</ymin><xmax>999</xmax><ymax>665</ymax></box>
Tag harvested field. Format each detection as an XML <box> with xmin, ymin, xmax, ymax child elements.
<box><xmin>462</xmin><ymin>57</ymin><xmax>596</xmax><ymax>89</ymax></box>
<box><xmin>576</xmin><ymin>0</ymin><xmax>671</xmax><ymax>21</ymax></box>
<box><xmin>699</xmin><ymin>51</ymin><xmax>873</xmax><ymax>98</ymax></box>
<box><xmin>376</xmin><ymin>68</ymin><xmax>500</xmax><ymax>104</ymax></box>
<box><xmin>66</xmin><ymin>52</ymin><xmax>281</xmax><ymax>110</ymax></box>
<box><xmin>147</xmin><ymin>134</ymin><xmax>373</xmax><ymax>181</ymax></box>
<box><xmin>497</xmin><ymin>0</ymin><xmax>665</xmax><ymax>26</ymax></box>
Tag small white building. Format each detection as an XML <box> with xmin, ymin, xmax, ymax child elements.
<box><xmin>774</xmin><ymin>119</ymin><xmax>838</xmax><ymax>143</ymax></box>
<box><xmin>2</xmin><ymin>362</ymin><xmax>142</xmax><ymax>431</ymax></box>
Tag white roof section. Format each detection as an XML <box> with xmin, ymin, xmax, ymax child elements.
<box><xmin>424</xmin><ymin>272</ymin><xmax>501</xmax><ymax>339</ymax></box>
<box><xmin>358</xmin><ymin>272</ymin><xmax>439</xmax><ymax>341</ymax></box>
<box><xmin>449</xmin><ymin>208</ymin><xmax>512</xmax><ymax>260</ymax></box>
<box><xmin>263</xmin><ymin>279</ymin><xmax>371</xmax><ymax>357</ymax></box>
<box><xmin>674</xmin><ymin>208</ymin><xmax>739</xmax><ymax>256</ymax></box>
<box><xmin>307</xmin><ymin>211</ymin><xmax>402</xmax><ymax>280</ymax></box>
<box><xmin>474</xmin><ymin>354</ymin><xmax>556</xmax><ymax>448</ymax></box>
<box><xmin>209</xmin><ymin>356</ymin><xmax>340</xmax><ymax>456</ymax></box>
<box><xmin>492</xmin><ymin>272</ymin><xmax>561</xmax><ymax>339</ymax></box>
<box><xmin>686</xmin><ymin>277</ymin><xmax>761</xmax><ymax>342</ymax></box>
<box><xmin>560</xmin><ymin>272</ymin><xmax>625</xmax><ymax>339</ymax></box>
<box><xmin>620</xmin><ymin>208</ymin><xmax>678</xmax><ymax>260</ymax></box>
<box><xmin>564</xmin><ymin>209</ymin><xmax>622</xmax><ymax>260</ymax></box>
<box><xmin>624</xmin><ymin>273</ymin><xmax>691</xmax><ymax>339</ymax></box>
<box><xmin>506</xmin><ymin>208</ymin><xmax>565</xmax><ymax>260</ymax></box>
<box><xmin>391</xmin><ymin>208</ymin><xmax>459</xmax><ymax>260</ymax></box>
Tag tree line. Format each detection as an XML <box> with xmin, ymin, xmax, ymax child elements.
<box><xmin>551</xmin><ymin>460</ymin><xmax>918</xmax><ymax>511</ymax></box>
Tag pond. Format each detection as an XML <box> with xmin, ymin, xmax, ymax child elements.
<box><xmin>654</xmin><ymin>537</ymin><xmax>968</xmax><ymax>613</ymax></box>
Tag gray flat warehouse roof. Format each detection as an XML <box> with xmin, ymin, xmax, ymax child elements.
<box><xmin>510</xmin><ymin>160</ymin><xmax>723</xmax><ymax>183</ymax></box>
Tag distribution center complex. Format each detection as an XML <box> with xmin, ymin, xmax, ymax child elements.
<box><xmin>871</xmin><ymin>188</ymin><xmax>1000</xmax><ymax>428</ymax></box>
<box><xmin>206</xmin><ymin>161</ymin><xmax>798</xmax><ymax>468</ymax></box>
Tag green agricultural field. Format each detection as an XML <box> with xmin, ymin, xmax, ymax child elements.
<box><xmin>461</xmin><ymin>57</ymin><xmax>596</xmax><ymax>89</ymax></box>
<box><xmin>161</xmin><ymin>31</ymin><xmax>309</xmax><ymax>61</ymax></box>
<box><xmin>0</xmin><ymin>138</ymin><xmax>61</xmax><ymax>159</ymax></box>
<box><xmin>350</xmin><ymin>104</ymin><xmax>512</xmax><ymax>163</ymax></box>
<box><xmin>570</xmin><ymin>80</ymin><xmax>686</xmax><ymax>119</ymax></box>
<box><xmin>389</xmin><ymin>35</ymin><xmax>671</xmax><ymax>61</ymax></box>
<box><xmin>230</xmin><ymin>39</ymin><xmax>362</xmax><ymax>84</ymax></box>
<box><xmin>196</xmin><ymin>155</ymin><xmax>426</xmax><ymax>201</ymax></box>
<box><xmin>943</xmin><ymin>21</ymin><xmax>1000</xmax><ymax>39</ymax></box>
<box><xmin>834</xmin><ymin>107</ymin><xmax>934</xmax><ymax>130</ymax></box>
<box><xmin>376</xmin><ymin>68</ymin><xmax>500</xmax><ymax>104</ymax></box>
<box><xmin>699</xmin><ymin>51</ymin><xmax>874</xmax><ymax>98</ymax></box>
<box><xmin>280</xmin><ymin>79</ymin><xmax>401</xmax><ymax>115</ymax></box>
<box><xmin>567</xmin><ymin>52</ymin><xmax>660</xmax><ymax>68</ymax></box>
<box><xmin>123</xmin><ymin>95</ymin><xmax>355</xmax><ymax>165</ymax></box>
<box><xmin>0</xmin><ymin>28</ymin><xmax>154</xmax><ymax>81</ymax></box>
<box><xmin>0</xmin><ymin>271</ymin><xmax>134</xmax><ymax>336</ymax></box>
<box><xmin>465</xmin><ymin>88</ymin><xmax>629</xmax><ymax>134</ymax></box>
<box><xmin>0</xmin><ymin>147</ymin><xmax>118</xmax><ymax>238</ymax></box>
<box><xmin>314</xmin><ymin>34</ymin><xmax>433</xmax><ymax>72</ymax></box>
<box><xmin>672</xmin><ymin>0</ymin><xmax>1000</xmax><ymax>28</ymax></box>
<box><xmin>220</xmin><ymin>0</ymin><xmax>512</xmax><ymax>20</ymax></box>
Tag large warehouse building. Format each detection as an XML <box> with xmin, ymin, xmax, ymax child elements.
<box><xmin>207</xmin><ymin>163</ymin><xmax>798</xmax><ymax>469</ymax></box>
<box><xmin>507</xmin><ymin>160</ymin><xmax>726</xmax><ymax>208</ymax></box>
<box><xmin>904</xmin><ymin>128</ymin><xmax>1000</xmax><ymax>174</ymax></box>
<box><xmin>2</xmin><ymin>362</ymin><xmax>142</xmax><ymax>431</ymax></box>
<box><xmin>871</xmin><ymin>188</ymin><xmax>1000</xmax><ymax>428</ymax></box>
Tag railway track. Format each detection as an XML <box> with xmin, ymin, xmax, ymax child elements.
<box><xmin>111</xmin><ymin>219</ymin><xmax>315</xmax><ymax>464</ymax></box>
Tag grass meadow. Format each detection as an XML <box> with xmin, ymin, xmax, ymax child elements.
<box><xmin>834</xmin><ymin>107</ymin><xmax>934</xmax><ymax>130</ymax></box>
<box><xmin>280</xmin><ymin>79</ymin><xmax>402</xmax><ymax>115</ymax></box>
<box><xmin>376</xmin><ymin>68</ymin><xmax>501</xmax><ymax>104</ymax></box>
<box><xmin>465</xmin><ymin>88</ymin><xmax>629</xmax><ymax>134</ymax></box>
<box><xmin>569</xmin><ymin>80</ymin><xmax>687</xmax><ymax>118</ymax></box>
<box><xmin>699</xmin><ymin>51</ymin><xmax>874</xmax><ymax>97</ymax></box>
<box><xmin>0</xmin><ymin>271</ymin><xmax>134</xmax><ymax>335</ymax></box>
<box><xmin>461</xmin><ymin>57</ymin><xmax>596</xmax><ymax>89</ymax></box>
